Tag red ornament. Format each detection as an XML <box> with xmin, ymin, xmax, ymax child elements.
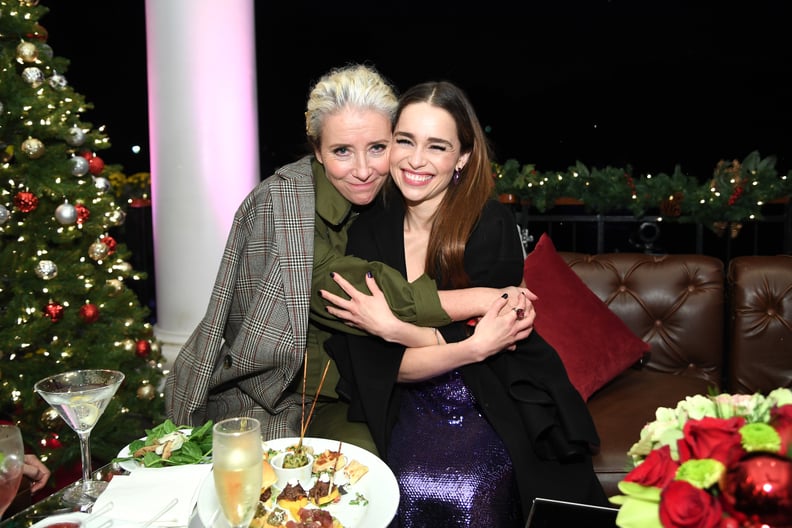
<box><xmin>78</xmin><ymin>303</ymin><xmax>100</xmax><ymax>323</ymax></box>
<box><xmin>135</xmin><ymin>339</ymin><xmax>151</xmax><ymax>358</ymax></box>
<box><xmin>80</xmin><ymin>150</ymin><xmax>94</xmax><ymax>160</ymax></box>
<box><xmin>100</xmin><ymin>235</ymin><xmax>117</xmax><ymax>255</ymax></box>
<box><xmin>43</xmin><ymin>433</ymin><xmax>62</xmax><ymax>449</ymax></box>
<box><xmin>14</xmin><ymin>191</ymin><xmax>38</xmax><ymax>213</ymax></box>
<box><xmin>720</xmin><ymin>452</ymin><xmax>792</xmax><ymax>527</ymax></box>
<box><xmin>88</xmin><ymin>155</ymin><xmax>104</xmax><ymax>175</ymax></box>
<box><xmin>43</xmin><ymin>301</ymin><xmax>64</xmax><ymax>322</ymax></box>
<box><xmin>25</xmin><ymin>23</ymin><xmax>48</xmax><ymax>41</ymax></box>
<box><xmin>75</xmin><ymin>203</ymin><xmax>90</xmax><ymax>224</ymax></box>
<box><xmin>130</xmin><ymin>197</ymin><xmax>152</xmax><ymax>208</ymax></box>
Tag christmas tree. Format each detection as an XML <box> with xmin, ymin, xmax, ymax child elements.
<box><xmin>0</xmin><ymin>0</ymin><xmax>165</xmax><ymax>479</ymax></box>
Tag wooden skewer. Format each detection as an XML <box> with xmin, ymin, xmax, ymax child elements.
<box><xmin>299</xmin><ymin>359</ymin><xmax>331</xmax><ymax>443</ymax></box>
<box><xmin>300</xmin><ymin>350</ymin><xmax>308</xmax><ymax>442</ymax></box>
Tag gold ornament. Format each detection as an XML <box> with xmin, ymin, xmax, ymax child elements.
<box><xmin>41</xmin><ymin>407</ymin><xmax>63</xmax><ymax>430</ymax></box>
<box><xmin>88</xmin><ymin>240</ymin><xmax>109</xmax><ymax>261</ymax></box>
<box><xmin>20</xmin><ymin>137</ymin><xmax>45</xmax><ymax>159</ymax></box>
<box><xmin>16</xmin><ymin>41</ymin><xmax>38</xmax><ymax>63</ymax></box>
<box><xmin>121</xmin><ymin>338</ymin><xmax>136</xmax><ymax>353</ymax></box>
<box><xmin>106</xmin><ymin>278</ymin><xmax>124</xmax><ymax>296</ymax></box>
<box><xmin>137</xmin><ymin>384</ymin><xmax>156</xmax><ymax>400</ymax></box>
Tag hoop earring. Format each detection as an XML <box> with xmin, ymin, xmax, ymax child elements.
<box><xmin>453</xmin><ymin>168</ymin><xmax>460</xmax><ymax>184</ymax></box>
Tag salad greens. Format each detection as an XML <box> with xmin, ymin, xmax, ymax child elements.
<box><xmin>113</xmin><ymin>419</ymin><xmax>213</xmax><ymax>468</ymax></box>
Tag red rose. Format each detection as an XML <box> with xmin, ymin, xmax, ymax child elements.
<box><xmin>770</xmin><ymin>404</ymin><xmax>792</xmax><ymax>456</ymax></box>
<box><xmin>659</xmin><ymin>480</ymin><xmax>723</xmax><ymax>528</ymax></box>
<box><xmin>677</xmin><ymin>416</ymin><xmax>745</xmax><ymax>465</ymax></box>
<box><xmin>624</xmin><ymin>444</ymin><xmax>678</xmax><ymax>488</ymax></box>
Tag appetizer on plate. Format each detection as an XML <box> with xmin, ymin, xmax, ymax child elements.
<box><xmin>113</xmin><ymin>419</ymin><xmax>213</xmax><ymax>468</ymax></box>
<box><xmin>250</xmin><ymin>442</ymin><xmax>369</xmax><ymax>528</ymax></box>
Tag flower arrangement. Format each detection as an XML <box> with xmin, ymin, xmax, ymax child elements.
<box><xmin>609</xmin><ymin>389</ymin><xmax>792</xmax><ymax>528</ymax></box>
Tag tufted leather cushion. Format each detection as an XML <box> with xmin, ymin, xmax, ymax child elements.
<box><xmin>560</xmin><ymin>251</ymin><xmax>725</xmax><ymax>386</ymax></box>
<box><xmin>557</xmin><ymin>250</ymin><xmax>726</xmax><ymax>496</ymax></box>
<box><xmin>727</xmin><ymin>255</ymin><xmax>792</xmax><ymax>394</ymax></box>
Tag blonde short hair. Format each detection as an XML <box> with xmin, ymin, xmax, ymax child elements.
<box><xmin>305</xmin><ymin>64</ymin><xmax>398</xmax><ymax>149</ymax></box>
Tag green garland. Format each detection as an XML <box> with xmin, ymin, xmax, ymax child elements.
<box><xmin>492</xmin><ymin>151</ymin><xmax>792</xmax><ymax>228</ymax></box>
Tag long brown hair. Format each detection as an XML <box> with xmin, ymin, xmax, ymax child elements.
<box><xmin>394</xmin><ymin>81</ymin><xmax>494</xmax><ymax>288</ymax></box>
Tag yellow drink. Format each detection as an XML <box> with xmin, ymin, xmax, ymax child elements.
<box><xmin>212</xmin><ymin>417</ymin><xmax>263</xmax><ymax>528</ymax></box>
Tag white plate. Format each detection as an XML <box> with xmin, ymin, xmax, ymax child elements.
<box><xmin>116</xmin><ymin>428</ymin><xmax>193</xmax><ymax>472</ymax></box>
<box><xmin>195</xmin><ymin>437</ymin><xmax>399</xmax><ymax>528</ymax></box>
<box><xmin>30</xmin><ymin>512</ymin><xmax>89</xmax><ymax>528</ymax></box>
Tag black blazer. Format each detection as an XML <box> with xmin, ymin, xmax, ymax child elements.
<box><xmin>326</xmin><ymin>197</ymin><xmax>608</xmax><ymax>520</ymax></box>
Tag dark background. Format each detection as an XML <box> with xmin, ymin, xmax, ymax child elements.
<box><xmin>40</xmin><ymin>2</ymin><xmax>791</xmax><ymax>183</ymax></box>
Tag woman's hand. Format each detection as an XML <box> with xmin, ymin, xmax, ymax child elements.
<box><xmin>320</xmin><ymin>272</ymin><xmax>408</xmax><ymax>342</ymax></box>
<box><xmin>22</xmin><ymin>454</ymin><xmax>50</xmax><ymax>493</ymax></box>
<box><xmin>468</xmin><ymin>291</ymin><xmax>535</xmax><ymax>358</ymax></box>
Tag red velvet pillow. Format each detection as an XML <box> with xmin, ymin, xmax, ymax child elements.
<box><xmin>523</xmin><ymin>233</ymin><xmax>649</xmax><ymax>400</ymax></box>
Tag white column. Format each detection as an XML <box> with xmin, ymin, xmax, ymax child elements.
<box><xmin>144</xmin><ymin>0</ymin><xmax>259</xmax><ymax>365</ymax></box>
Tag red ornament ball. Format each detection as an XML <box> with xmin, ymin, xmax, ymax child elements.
<box><xmin>14</xmin><ymin>191</ymin><xmax>38</xmax><ymax>213</ymax></box>
<box><xmin>43</xmin><ymin>433</ymin><xmax>62</xmax><ymax>449</ymax></box>
<box><xmin>79</xmin><ymin>303</ymin><xmax>100</xmax><ymax>323</ymax></box>
<box><xmin>135</xmin><ymin>339</ymin><xmax>152</xmax><ymax>358</ymax></box>
<box><xmin>88</xmin><ymin>155</ymin><xmax>105</xmax><ymax>175</ymax></box>
<box><xmin>43</xmin><ymin>302</ymin><xmax>64</xmax><ymax>322</ymax></box>
<box><xmin>75</xmin><ymin>203</ymin><xmax>90</xmax><ymax>224</ymax></box>
<box><xmin>100</xmin><ymin>235</ymin><xmax>117</xmax><ymax>255</ymax></box>
<box><xmin>720</xmin><ymin>452</ymin><xmax>792</xmax><ymax>527</ymax></box>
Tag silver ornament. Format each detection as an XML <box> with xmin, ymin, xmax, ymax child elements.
<box><xmin>0</xmin><ymin>204</ymin><xmax>9</xmax><ymax>225</ymax></box>
<box><xmin>0</xmin><ymin>101</ymin><xmax>4</xmax><ymax>115</ymax></box>
<box><xmin>21</xmin><ymin>66</ymin><xmax>44</xmax><ymax>86</ymax></box>
<box><xmin>39</xmin><ymin>44</ymin><xmax>53</xmax><ymax>60</ymax></box>
<box><xmin>94</xmin><ymin>176</ymin><xmax>111</xmax><ymax>193</ymax></box>
<box><xmin>65</xmin><ymin>127</ymin><xmax>85</xmax><ymax>147</ymax></box>
<box><xmin>70</xmin><ymin>155</ymin><xmax>89</xmax><ymax>176</ymax></box>
<box><xmin>34</xmin><ymin>259</ymin><xmax>58</xmax><ymax>280</ymax></box>
<box><xmin>55</xmin><ymin>202</ymin><xmax>77</xmax><ymax>225</ymax></box>
<box><xmin>21</xmin><ymin>137</ymin><xmax>44</xmax><ymax>159</ymax></box>
<box><xmin>48</xmin><ymin>74</ymin><xmax>67</xmax><ymax>90</ymax></box>
<box><xmin>16</xmin><ymin>41</ymin><xmax>38</xmax><ymax>63</ymax></box>
<box><xmin>88</xmin><ymin>241</ymin><xmax>109</xmax><ymax>261</ymax></box>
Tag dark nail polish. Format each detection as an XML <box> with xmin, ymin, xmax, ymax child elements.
<box><xmin>318</xmin><ymin>290</ymin><xmax>324</xmax><ymax>298</ymax></box>
<box><xmin>330</xmin><ymin>272</ymin><xmax>335</xmax><ymax>278</ymax></box>
<box><xmin>366</xmin><ymin>271</ymin><xmax>373</xmax><ymax>278</ymax></box>
<box><xmin>501</xmin><ymin>293</ymin><xmax>508</xmax><ymax>299</ymax></box>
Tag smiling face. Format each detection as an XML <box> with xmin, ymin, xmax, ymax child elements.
<box><xmin>389</xmin><ymin>102</ymin><xmax>469</xmax><ymax>207</ymax></box>
<box><xmin>314</xmin><ymin>108</ymin><xmax>392</xmax><ymax>206</ymax></box>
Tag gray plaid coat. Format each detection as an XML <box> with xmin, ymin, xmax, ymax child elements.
<box><xmin>165</xmin><ymin>156</ymin><xmax>315</xmax><ymax>439</ymax></box>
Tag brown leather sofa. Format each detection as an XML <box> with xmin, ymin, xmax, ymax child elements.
<box><xmin>558</xmin><ymin>252</ymin><xmax>792</xmax><ymax>497</ymax></box>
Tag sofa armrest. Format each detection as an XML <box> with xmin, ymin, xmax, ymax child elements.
<box><xmin>727</xmin><ymin>255</ymin><xmax>792</xmax><ymax>393</ymax></box>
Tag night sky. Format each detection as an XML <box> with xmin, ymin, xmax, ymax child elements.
<box><xmin>40</xmin><ymin>2</ymin><xmax>791</xmax><ymax>182</ymax></box>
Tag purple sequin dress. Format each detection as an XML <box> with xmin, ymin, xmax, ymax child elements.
<box><xmin>387</xmin><ymin>370</ymin><xmax>523</xmax><ymax>528</ymax></box>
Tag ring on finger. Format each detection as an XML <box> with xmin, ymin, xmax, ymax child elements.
<box><xmin>513</xmin><ymin>307</ymin><xmax>525</xmax><ymax>320</ymax></box>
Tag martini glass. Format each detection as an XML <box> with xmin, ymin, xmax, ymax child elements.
<box><xmin>34</xmin><ymin>369</ymin><xmax>125</xmax><ymax>507</ymax></box>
